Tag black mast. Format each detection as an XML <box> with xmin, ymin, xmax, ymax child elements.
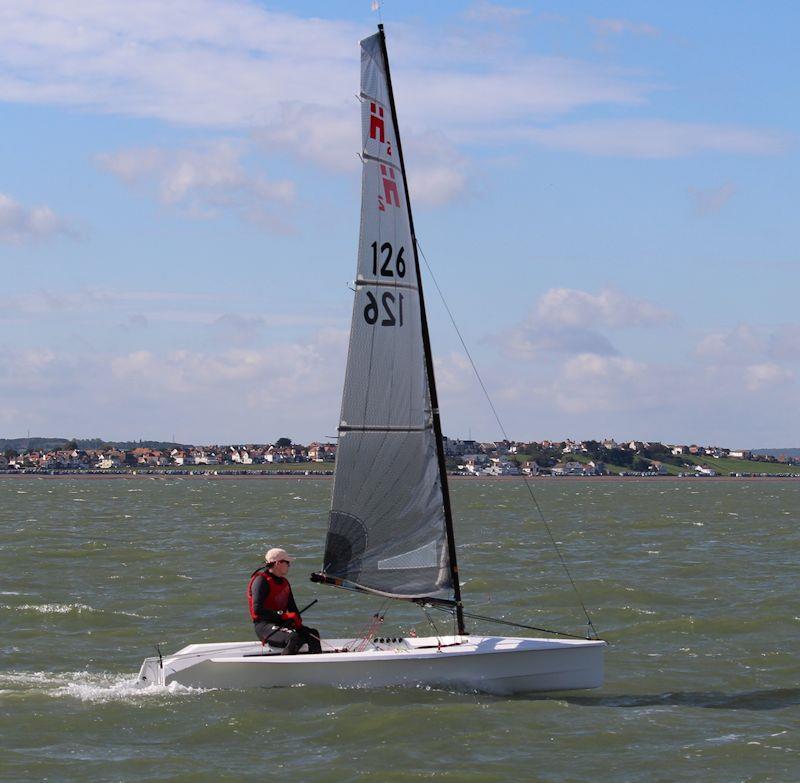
<box><xmin>377</xmin><ymin>24</ymin><xmax>466</xmax><ymax>635</ymax></box>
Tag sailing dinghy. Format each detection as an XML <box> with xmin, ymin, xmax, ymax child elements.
<box><xmin>138</xmin><ymin>26</ymin><xmax>605</xmax><ymax>695</ymax></box>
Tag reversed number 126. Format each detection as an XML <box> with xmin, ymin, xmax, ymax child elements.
<box><xmin>364</xmin><ymin>291</ymin><xmax>404</xmax><ymax>327</ymax></box>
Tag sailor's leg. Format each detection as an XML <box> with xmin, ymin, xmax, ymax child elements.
<box><xmin>254</xmin><ymin>622</ymin><xmax>290</xmax><ymax>648</ymax></box>
<box><xmin>281</xmin><ymin>629</ymin><xmax>302</xmax><ymax>655</ymax></box>
<box><xmin>301</xmin><ymin>626</ymin><xmax>322</xmax><ymax>654</ymax></box>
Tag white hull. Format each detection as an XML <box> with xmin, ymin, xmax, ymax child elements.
<box><xmin>138</xmin><ymin>635</ymin><xmax>605</xmax><ymax>695</ymax></box>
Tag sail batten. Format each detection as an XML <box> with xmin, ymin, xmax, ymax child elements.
<box><xmin>354</xmin><ymin>278</ymin><xmax>419</xmax><ymax>291</ymax></box>
<box><xmin>338</xmin><ymin>424</ymin><xmax>431</xmax><ymax>433</ymax></box>
<box><xmin>319</xmin><ymin>28</ymin><xmax>454</xmax><ymax>602</ymax></box>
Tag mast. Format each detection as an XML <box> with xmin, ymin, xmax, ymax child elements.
<box><xmin>377</xmin><ymin>24</ymin><xmax>466</xmax><ymax>635</ymax></box>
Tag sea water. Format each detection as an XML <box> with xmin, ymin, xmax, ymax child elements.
<box><xmin>0</xmin><ymin>477</ymin><xmax>797</xmax><ymax>782</ymax></box>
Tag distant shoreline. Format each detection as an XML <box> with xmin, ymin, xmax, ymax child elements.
<box><xmin>2</xmin><ymin>472</ymin><xmax>798</xmax><ymax>481</ymax></box>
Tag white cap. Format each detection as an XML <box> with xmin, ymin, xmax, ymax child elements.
<box><xmin>265</xmin><ymin>547</ymin><xmax>294</xmax><ymax>564</ymax></box>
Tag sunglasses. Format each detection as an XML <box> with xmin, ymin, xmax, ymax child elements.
<box><xmin>278</xmin><ymin>559</ymin><xmax>292</xmax><ymax>566</ymax></box>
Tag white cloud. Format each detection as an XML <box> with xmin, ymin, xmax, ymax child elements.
<box><xmin>97</xmin><ymin>141</ymin><xmax>295</xmax><ymax>231</ymax></box>
<box><xmin>744</xmin><ymin>362</ymin><xmax>794</xmax><ymax>392</ymax></box>
<box><xmin>0</xmin><ymin>192</ymin><xmax>73</xmax><ymax>243</ymax></box>
<box><xmin>434</xmin><ymin>352</ymin><xmax>473</xmax><ymax>395</ymax></box>
<box><xmin>108</xmin><ymin>330</ymin><xmax>348</xmax><ymax>403</ymax></box>
<box><xmin>478</xmin><ymin>337</ymin><xmax>798</xmax><ymax>445</ymax></box>
<box><xmin>405</xmin><ymin>132</ymin><xmax>470</xmax><ymax>206</ymax></box>
<box><xmin>0</xmin><ymin>347</ymin><xmax>58</xmax><ymax>390</ymax></box>
<box><xmin>254</xmin><ymin>103</ymin><xmax>357</xmax><ymax>173</ymax></box>
<box><xmin>695</xmin><ymin>323</ymin><xmax>764</xmax><ymax>362</ymax></box>
<box><xmin>0</xmin><ymin>1</ymin><xmax>357</xmax><ymax>127</ymax></box>
<box><xmin>0</xmin><ymin>1</ymin><xmax>652</xmax><ymax>130</ymax></box>
<box><xmin>695</xmin><ymin>323</ymin><xmax>800</xmax><ymax>364</ymax></box>
<box><xmin>536</xmin><ymin>287</ymin><xmax>672</xmax><ymax>329</ymax></box>
<box><xmin>554</xmin><ymin>353</ymin><xmax>647</xmax><ymax>413</ymax></box>
<box><xmin>0</xmin><ymin>328</ymin><xmax>349</xmax><ymax>441</ymax></box>
<box><xmin>688</xmin><ymin>182</ymin><xmax>736</xmax><ymax>216</ymax></box>
<box><xmin>502</xmin><ymin>326</ymin><xmax>618</xmax><ymax>360</ymax></box>
<box><xmin>100</xmin><ymin>328</ymin><xmax>350</xmax><ymax>439</ymax></box>
<box><xmin>255</xmin><ymin>106</ymin><xmax>471</xmax><ymax>205</ymax></box>
<box><xmin>517</xmin><ymin>120</ymin><xmax>787</xmax><ymax>158</ymax></box>
<box><xmin>498</xmin><ymin>287</ymin><xmax>672</xmax><ymax>361</ymax></box>
<box><xmin>406</xmin><ymin>59</ymin><xmax>649</xmax><ymax>127</ymax></box>
<box><xmin>0</xmin><ymin>1</ymin><xmax>784</xmax><ymax>195</ymax></box>
<box><xmin>0</xmin><ymin>287</ymin><xmax>223</xmax><ymax>318</ymax></box>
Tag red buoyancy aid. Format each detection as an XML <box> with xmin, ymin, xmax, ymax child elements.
<box><xmin>247</xmin><ymin>569</ymin><xmax>292</xmax><ymax>621</ymax></box>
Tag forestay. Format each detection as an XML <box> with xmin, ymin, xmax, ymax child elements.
<box><xmin>319</xmin><ymin>31</ymin><xmax>452</xmax><ymax>600</ymax></box>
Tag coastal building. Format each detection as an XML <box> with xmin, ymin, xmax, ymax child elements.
<box><xmin>587</xmin><ymin>461</ymin><xmax>608</xmax><ymax>475</ymax></box>
<box><xmin>551</xmin><ymin>461</ymin><xmax>586</xmax><ymax>476</ymax></box>
<box><xmin>521</xmin><ymin>461</ymin><xmax>540</xmax><ymax>476</ymax></box>
<box><xmin>695</xmin><ymin>465</ymin><xmax>717</xmax><ymax>477</ymax></box>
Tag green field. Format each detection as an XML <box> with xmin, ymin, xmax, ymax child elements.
<box><xmin>680</xmin><ymin>454</ymin><xmax>800</xmax><ymax>475</ymax></box>
<box><xmin>516</xmin><ymin>452</ymin><xmax>800</xmax><ymax>476</ymax></box>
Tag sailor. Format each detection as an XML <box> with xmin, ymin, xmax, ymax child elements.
<box><xmin>247</xmin><ymin>547</ymin><xmax>322</xmax><ymax>654</ymax></box>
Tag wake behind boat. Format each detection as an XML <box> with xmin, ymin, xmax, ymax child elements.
<box><xmin>138</xmin><ymin>25</ymin><xmax>605</xmax><ymax>695</ymax></box>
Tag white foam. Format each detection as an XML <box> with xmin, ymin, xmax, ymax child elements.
<box><xmin>0</xmin><ymin>602</ymin><xmax>96</xmax><ymax>615</ymax></box>
<box><xmin>1</xmin><ymin>603</ymin><xmax>147</xmax><ymax>618</ymax></box>
<box><xmin>0</xmin><ymin>670</ymin><xmax>212</xmax><ymax>703</ymax></box>
<box><xmin>706</xmin><ymin>733</ymin><xmax>743</xmax><ymax>745</ymax></box>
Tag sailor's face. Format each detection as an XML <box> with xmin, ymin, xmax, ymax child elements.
<box><xmin>272</xmin><ymin>559</ymin><xmax>291</xmax><ymax>578</ymax></box>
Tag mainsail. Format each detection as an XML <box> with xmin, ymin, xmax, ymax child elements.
<box><xmin>316</xmin><ymin>28</ymin><xmax>456</xmax><ymax>602</ymax></box>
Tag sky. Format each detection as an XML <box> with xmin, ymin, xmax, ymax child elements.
<box><xmin>1</xmin><ymin>0</ymin><xmax>798</xmax><ymax>448</ymax></box>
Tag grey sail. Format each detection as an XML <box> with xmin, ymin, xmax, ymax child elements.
<box><xmin>320</xmin><ymin>30</ymin><xmax>453</xmax><ymax>600</ymax></box>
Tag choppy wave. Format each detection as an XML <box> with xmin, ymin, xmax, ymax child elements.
<box><xmin>0</xmin><ymin>602</ymin><xmax>147</xmax><ymax>618</ymax></box>
<box><xmin>0</xmin><ymin>670</ymin><xmax>212</xmax><ymax>703</ymax></box>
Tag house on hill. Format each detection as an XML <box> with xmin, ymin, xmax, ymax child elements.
<box><xmin>551</xmin><ymin>461</ymin><xmax>586</xmax><ymax>476</ymax></box>
<box><xmin>521</xmin><ymin>461</ymin><xmax>540</xmax><ymax>476</ymax></box>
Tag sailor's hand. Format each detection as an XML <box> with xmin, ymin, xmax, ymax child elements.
<box><xmin>283</xmin><ymin>611</ymin><xmax>302</xmax><ymax>629</ymax></box>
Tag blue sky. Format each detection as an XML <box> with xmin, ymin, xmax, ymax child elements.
<box><xmin>1</xmin><ymin>1</ymin><xmax>797</xmax><ymax>447</ymax></box>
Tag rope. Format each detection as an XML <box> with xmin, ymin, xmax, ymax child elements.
<box><xmin>419</xmin><ymin>604</ymin><xmax>442</xmax><ymax>648</ymax></box>
<box><xmin>429</xmin><ymin>604</ymin><xmax>603</xmax><ymax>642</ymax></box>
<box><xmin>416</xmin><ymin>240</ymin><xmax>600</xmax><ymax>640</ymax></box>
<box><xmin>347</xmin><ymin>601</ymin><xmax>390</xmax><ymax>652</ymax></box>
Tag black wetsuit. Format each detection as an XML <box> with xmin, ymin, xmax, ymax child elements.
<box><xmin>251</xmin><ymin>572</ymin><xmax>322</xmax><ymax>655</ymax></box>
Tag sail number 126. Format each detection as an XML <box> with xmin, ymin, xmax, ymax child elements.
<box><xmin>364</xmin><ymin>241</ymin><xmax>406</xmax><ymax>327</ymax></box>
<box><xmin>371</xmin><ymin>241</ymin><xmax>406</xmax><ymax>277</ymax></box>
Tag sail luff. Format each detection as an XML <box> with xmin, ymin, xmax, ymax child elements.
<box><xmin>375</xmin><ymin>25</ymin><xmax>465</xmax><ymax>633</ymax></box>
